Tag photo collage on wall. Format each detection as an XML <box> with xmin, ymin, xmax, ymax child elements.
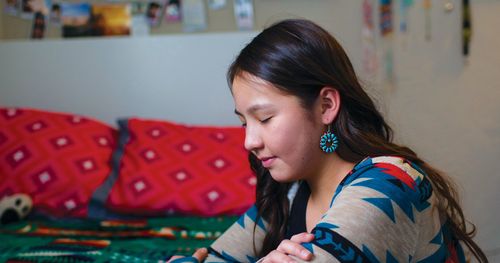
<box><xmin>2</xmin><ymin>0</ymin><xmax>255</xmax><ymax>39</ymax></box>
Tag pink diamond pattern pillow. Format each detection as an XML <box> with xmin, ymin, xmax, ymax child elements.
<box><xmin>106</xmin><ymin>118</ymin><xmax>256</xmax><ymax>216</ymax></box>
<box><xmin>0</xmin><ymin>107</ymin><xmax>116</xmax><ymax>217</ymax></box>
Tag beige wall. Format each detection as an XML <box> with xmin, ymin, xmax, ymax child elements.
<box><xmin>386</xmin><ymin>2</ymin><xmax>500</xmax><ymax>260</ymax></box>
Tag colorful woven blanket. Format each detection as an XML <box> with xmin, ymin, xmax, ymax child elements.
<box><xmin>0</xmin><ymin>216</ymin><xmax>237</xmax><ymax>262</ymax></box>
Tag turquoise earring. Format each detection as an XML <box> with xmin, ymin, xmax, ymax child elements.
<box><xmin>320</xmin><ymin>125</ymin><xmax>338</xmax><ymax>153</ymax></box>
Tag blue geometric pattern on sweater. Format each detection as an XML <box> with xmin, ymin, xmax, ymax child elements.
<box><xmin>430</xmin><ymin>229</ymin><xmax>443</xmax><ymax>245</ymax></box>
<box><xmin>311</xmin><ymin>227</ymin><xmax>368</xmax><ymax>262</ymax></box>
<box><xmin>331</xmin><ymin>159</ymin><xmax>374</xmax><ymax>199</ymax></box>
<box><xmin>363</xmin><ymin>197</ymin><xmax>396</xmax><ymax>223</ymax></box>
<box><xmin>351</xmin><ymin>166</ymin><xmax>431</xmax><ymax>223</ymax></box>
<box><xmin>386</xmin><ymin>251</ymin><xmax>399</xmax><ymax>263</ymax></box>
<box><xmin>362</xmin><ymin>245</ymin><xmax>380</xmax><ymax>263</ymax></box>
<box><xmin>315</xmin><ymin>222</ymin><xmax>339</xmax><ymax>230</ymax></box>
<box><xmin>417</xmin><ymin>223</ymin><xmax>464</xmax><ymax>263</ymax></box>
<box><xmin>237</xmin><ymin>205</ymin><xmax>266</xmax><ymax>231</ymax></box>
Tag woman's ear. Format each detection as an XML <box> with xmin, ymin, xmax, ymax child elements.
<box><xmin>318</xmin><ymin>87</ymin><xmax>341</xmax><ymax>125</ymax></box>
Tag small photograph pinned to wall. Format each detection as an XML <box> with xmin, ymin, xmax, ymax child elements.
<box><xmin>181</xmin><ymin>0</ymin><xmax>207</xmax><ymax>32</ymax></box>
<box><xmin>145</xmin><ymin>0</ymin><xmax>165</xmax><ymax>27</ymax></box>
<box><xmin>30</xmin><ymin>11</ymin><xmax>46</xmax><ymax>39</ymax></box>
<box><xmin>91</xmin><ymin>3</ymin><xmax>132</xmax><ymax>37</ymax></box>
<box><xmin>3</xmin><ymin>0</ymin><xmax>20</xmax><ymax>16</ymax></box>
<box><xmin>164</xmin><ymin>0</ymin><xmax>181</xmax><ymax>23</ymax></box>
<box><xmin>49</xmin><ymin>2</ymin><xmax>61</xmax><ymax>25</ymax></box>
<box><xmin>234</xmin><ymin>0</ymin><xmax>253</xmax><ymax>30</ymax></box>
<box><xmin>130</xmin><ymin>1</ymin><xmax>149</xmax><ymax>36</ymax></box>
<box><xmin>61</xmin><ymin>2</ymin><xmax>91</xmax><ymax>38</ymax></box>
<box><xmin>208</xmin><ymin>0</ymin><xmax>225</xmax><ymax>10</ymax></box>
<box><xmin>20</xmin><ymin>0</ymin><xmax>50</xmax><ymax>19</ymax></box>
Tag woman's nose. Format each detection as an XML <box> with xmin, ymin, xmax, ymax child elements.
<box><xmin>244</xmin><ymin>126</ymin><xmax>263</xmax><ymax>152</ymax></box>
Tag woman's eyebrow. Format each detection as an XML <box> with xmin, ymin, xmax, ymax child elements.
<box><xmin>234</xmin><ymin>104</ymin><xmax>273</xmax><ymax>116</ymax></box>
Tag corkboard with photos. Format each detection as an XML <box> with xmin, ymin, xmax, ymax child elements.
<box><xmin>0</xmin><ymin>0</ymin><xmax>255</xmax><ymax>39</ymax></box>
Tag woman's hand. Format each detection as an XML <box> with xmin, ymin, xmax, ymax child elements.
<box><xmin>167</xmin><ymin>247</ymin><xmax>208</xmax><ymax>263</ymax></box>
<box><xmin>259</xmin><ymin>232</ymin><xmax>315</xmax><ymax>263</ymax></box>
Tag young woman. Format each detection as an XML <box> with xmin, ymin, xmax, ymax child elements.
<box><xmin>169</xmin><ymin>19</ymin><xmax>487</xmax><ymax>263</ymax></box>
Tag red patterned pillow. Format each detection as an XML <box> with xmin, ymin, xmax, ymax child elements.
<box><xmin>105</xmin><ymin>118</ymin><xmax>255</xmax><ymax>216</ymax></box>
<box><xmin>0</xmin><ymin>107</ymin><xmax>116</xmax><ymax>218</ymax></box>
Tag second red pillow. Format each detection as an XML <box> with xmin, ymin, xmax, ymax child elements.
<box><xmin>106</xmin><ymin>118</ymin><xmax>256</xmax><ymax>216</ymax></box>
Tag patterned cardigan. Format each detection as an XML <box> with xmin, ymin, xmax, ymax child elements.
<box><xmin>174</xmin><ymin>156</ymin><xmax>466</xmax><ymax>263</ymax></box>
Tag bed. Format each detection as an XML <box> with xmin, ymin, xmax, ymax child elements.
<box><xmin>0</xmin><ymin>107</ymin><xmax>255</xmax><ymax>262</ymax></box>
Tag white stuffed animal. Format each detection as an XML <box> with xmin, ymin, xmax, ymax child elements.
<box><xmin>0</xmin><ymin>193</ymin><xmax>32</xmax><ymax>224</ymax></box>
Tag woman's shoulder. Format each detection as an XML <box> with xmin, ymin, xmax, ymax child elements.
<box><xmin>338</xmin><ymin>156</ymin><xmax>433</xmax><ymax>210</ymax></box>
<box><xmin>323</xmin><ymin>157</ymin><xmax>458</xmax><ymax>263</ymax></box>
<box><xmin>345</xmin><ymin>155</ymin><xmax>429</xmax><ymax>187</ymax></box>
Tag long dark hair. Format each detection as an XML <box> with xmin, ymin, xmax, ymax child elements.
<box><xmin>227</xmin><ymin>19</ymin><xmax>487</xmax><ymax>262</ymax></box>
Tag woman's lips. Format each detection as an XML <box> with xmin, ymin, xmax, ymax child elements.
<box><xmin>260</xmin><ymin>157</ymin><xmax>276</xmax><ymax>168</ymax></box>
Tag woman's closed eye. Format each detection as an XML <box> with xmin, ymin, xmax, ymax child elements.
<box><xmin>260</xmin><ymin>116</ymin><xmax>273</xmax><ymax>124</ymax></box>
<box><xmin>239</xmin><ymin>116</ymin><xmax>272</xmax><ymax>128</ymax></box>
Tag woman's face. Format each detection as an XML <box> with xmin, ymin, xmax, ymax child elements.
<box><xmin>232</xmin><ymin>74</ymin><xmax>325</xmax><ymax>182</ymax></box>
